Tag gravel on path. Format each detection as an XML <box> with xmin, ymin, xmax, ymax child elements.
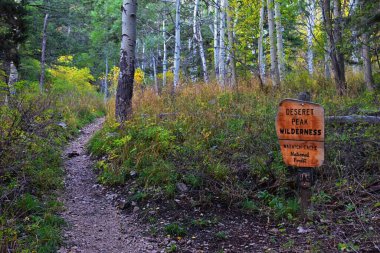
<box><xmin>58</xmin><ymin>118</ymin><xmax>161</xmax><ymax>253</ymax></box>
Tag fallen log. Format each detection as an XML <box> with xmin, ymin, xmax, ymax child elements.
<box><xmin>326</xmin><ymin>115</ymin><xmax>380</xmax><ymax>124</ymax></box>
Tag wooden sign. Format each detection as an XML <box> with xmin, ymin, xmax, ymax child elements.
<box><xmin>275</xmin><ymin>99</ymin><xmax>325</xmax><ymax>167</ymax></box>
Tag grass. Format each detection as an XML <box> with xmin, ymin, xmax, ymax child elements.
<box><xmin>0</xmin><ymin>63</ymin><xmax>105</xmax><ymax>252</ymax></box>
<box><xmin>88</xmin><ymin>71</ymin><xmax>380</xmax><ymax>223</ymax></box>
<box><xmin>215</xmin><ymin>231</ymin><xmax>228</xmax><ymax>240</ymax></box>
<box><xmin>164</xmin><ymin>223</ymin><xmax>187</xmax><ymax>237</ymax></box>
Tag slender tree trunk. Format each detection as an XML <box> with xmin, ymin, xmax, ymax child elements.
<box><xmin>362</xmin><ymin>32</ymin><xmax>375</xmax><ymax>91</ymax></box>
<box><xmin>350</xmin><ymin>0</ymin><xmax>360</xmax><ymax>73</ymax></box>
<box><xmin>232</xmin><ymin>5</ymin><xmax>238</xmax><ymax>39</ymax></box>
<box><xmin>325</xmin><ymin>42</ymin><xmax>331</xmax><ymax>79</ymax></box>
<box><xmin>8</xmin><ymin>61</ymin><xmax>18</xmax><ymax>95</ymax></box>
<box><xmin>5</xmin><ymin>61</ymin><xmax>18</xmax><ymax>104</ymax></box>
<box><xmin>322</xmin><ymin>0</ymin><xmax>346</xmax><ymax>95</ymax></box>
<box><xmin>173</xmin><ymin>0</ymin><xmax>181</xmax><ymax>93</ymax></box>
<box><xmin>267</xmin><ymin>0</ymin><xmax>280</xmax><ymax>87</ymax></box>
<box><xmin>39</xmin><ymin>13</ymin><xmax>49</xmax><ymax>93</ymax></box>
<box><xmin>104</xmin><ymin>56</ymin><xmax>108</xmax><ymax>102</ymax></box>
<box><xmin>115</xmin><ymin>0</ymin><xmax>137</xmax><ymax>122</ymax></box>
<box><xmin>307</xmin><ymin>0</ymin><xmax>315</xmax><ymax>75</ymax></box>
<box><xmin>214</xmin><ymin>0</ymin><xmax>220</xmax><ymax>80</ymax></box>
<box><xmin>162</xmin><ymin>20</ymin><xmax>167</xmax><ymax>88</ymax></box>
<box><xmin>191</xmin><ymin>3</ymin><xmax>198</xmax><ymax>83</ymax></box>
<box><xmin>193</xmin><ymin>0</ymin><xmax>209</xmax><ymax>83</ymax></box>
<box><xmin>226</xmin><ymin>0</ymin><xmax>236</xmax><ymax>87</ymax></box>
<box><xmin>219</xmin><ymin>0</ymin><xmax>226</xmax><ymax>87</ymax></box>
<box><xmin>258</xmin><ymin>0</ymin><xmax>266</xmax><ymax>85</ymax></box>
<box><xmin>274</xmin><ymin>1</ymin><xmax>284</xmax><ymax>80</ymax></box>
<box><xmin>141</xmin><ymin>43</ymin><xmax>145</xmax><ymax>71</ymax></box>
<box><xmin>198</xmin><ymin>26</ymin><xmax>209</xmax><ymax>83</ymax></box>
<box><xmin>152</xmin><ymin>53</ymin><xmax>159</xmax><ymax>95</ymax></box>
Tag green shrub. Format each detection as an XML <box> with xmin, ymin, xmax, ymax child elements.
<box><xmin>164</xmin><ymin>223</ymin><xmax>187</xmax><ymax>237</ymax></box>
<box><xmin>0</xmin><ymin>58</ymin><xmax>105</xmax><ymax>251</ymax></box>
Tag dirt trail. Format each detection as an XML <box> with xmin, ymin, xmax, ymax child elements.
<box><xmin>59</xmin><ymin>118</ymin><xmax>160</xmax><ymax>253</ymax></box>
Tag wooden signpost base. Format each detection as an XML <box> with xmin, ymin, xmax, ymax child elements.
<box><xmin>298</xmin><ymin>168</ymin><xmax>313</xmax><ymax>221</ymax></box>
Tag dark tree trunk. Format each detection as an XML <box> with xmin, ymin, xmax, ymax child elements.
<box><xmin>115</xmin><ymin>0</ymin><xmax>137</xmax><ymax>122</ymax></box>
<box><xmin>362</xmin><ymin>32</ymin><xmax>375</xmax><ymax>91</ymax></box>
<box><xmin>322</xmin><ymin>0</ymin><xmax>347</xmax><ymax>96</ymax></box>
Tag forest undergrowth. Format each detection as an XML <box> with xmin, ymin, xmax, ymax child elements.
<box><xmin>88</xmin><ymin>72</ymin><xmax>380</xmax><ymax>251</ymax></box>
<box><xmin>0</xmin><ymin>62</ymin><xmax>105</xmax><ymax>252</ymax></box>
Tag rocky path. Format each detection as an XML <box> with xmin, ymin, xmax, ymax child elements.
<box><xmin>59</xmin><ymin>118</ymin><xmax>160</xmax><ymax>253</ymax></box>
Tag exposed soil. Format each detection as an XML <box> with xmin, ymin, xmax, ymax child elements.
<box><xmin>58</xmin><ymin>118</ymin><xmax>161</xmax><ymax>253</ymax></box>
<box><xmin>111</xmin><ymin>180</ymin><xmax>379</xmax><ymax>253</ymax></box>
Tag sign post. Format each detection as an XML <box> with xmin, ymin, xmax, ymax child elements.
<box><xmin>275</xmin><ymin>98</ymin><xmax>324</xmax><ymax>220</ymax></box>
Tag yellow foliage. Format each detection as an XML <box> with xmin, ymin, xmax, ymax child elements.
<box><xmin>49</xmin><ymin>65</ymin><xmax>95</xmax><ymax>92</ymax></box>
<box><xmin>57</xmin><ymin>55</ymin><xmax>73</xmax><ymax>64</ymax></box>
<box><xmin>134</xmin><ymin>68</ymin><xmax>145</xmax><ymax>87</ymax></box>
<box><xmin>108</xmin><ymin>66</ymin><xmax>120</xmax><ymax>86</ymax></box>
<box><xmin>103</xmin><ymin>67</ymin><xmax>145</xmax><ymax>96</ymax></box>
<box><xmin>106</xmin><ymin>67</ymin><xmax>145</xmax><ymax>87</ymax></box>
<box><xmin>157</xmin><ymin>70</ymin><xmax>174</xmax><ymax>83</ymax></box>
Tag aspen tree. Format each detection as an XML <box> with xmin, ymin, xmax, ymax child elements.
<box><xmin>115</xmin><ymin>0</ymin><xmax>137</xmax><ymax>122</ymax></box>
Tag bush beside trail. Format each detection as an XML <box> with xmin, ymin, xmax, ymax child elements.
<box><xmin>0</xmin><ymin>63</ymin><xmax>105</xmax><ymax>252</ymax></box>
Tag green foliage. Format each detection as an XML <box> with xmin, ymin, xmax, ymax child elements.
<box><xmin>215</xmin><ymin>231</ymin><xmax>227</xmax><ymax>240</ymax></box>
<box><xmin>88</xmin><ymin>119</ymin><xmax>178</xmax><ymax>189</ymax></box>
<box><xmin>337</xmin><ymin>242</ymin><xmax>359</xmax><ymax>252</ymax></box>
<box><xmin>0</xmin><ymin>58</ymin><xmax>104</xmax><ymax>251</ymax></box>
<box><xmin>164</xmin><ymin>223</ymin><xmax>187</xmax><ymax>237</ymax></box>
<box><xmin>191</xmin><ymin>218</ymin><xmax>211</xmax><ymax>228</ymax></box>
<box><xmin>166</xmin><ymin>243</ymin><xmax>178</xmax><ymax>252</ymax></box>
<box><xmin>131</xmin><ymin>191</ymin><xmax>148</xmax><ymax>202</ymax></box>
<box><xmin>241</xmin><ymin>199</ymin><xmax>258</xmax><ymax>212</ymax></box>
<box><xmin>311</xmin><ymin>191</ymin><xmax>332</xmax><ymax>204</ymax></box>
<box><xmin>90</xmin><ymin>75</ymin><xmax>378</xmax><ymax>226</ymax></box>
<box><xmin>258</xmin><ymin>190</ymin><xmax>299</xmax><ymax>220</ymax></box>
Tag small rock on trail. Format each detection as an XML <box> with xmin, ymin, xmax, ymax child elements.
<box><xmin>59</xmin><ymin>118</ymin><xmax>160</xmax><ymax>253</ymax></box>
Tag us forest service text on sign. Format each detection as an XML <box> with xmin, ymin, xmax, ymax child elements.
<box><xmin>275</xmin><ymin>99</ymin><xmax>325</xmax><ymax>167</ymax></box>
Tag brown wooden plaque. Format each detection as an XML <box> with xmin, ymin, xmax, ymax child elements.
<box><xmin>276</xmin><ymin>99</ymin><xmax>325</xmax><ymax>167</ymax></box>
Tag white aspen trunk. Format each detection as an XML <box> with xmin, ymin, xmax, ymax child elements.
<box><xmin>190</xmin><ymin>39</ymin><xmax>197</xmax><ymax>82</ymax></box>
<box><xmin>226</xmin><ymin>0</ymin><xmax>236</xmax><ymax>87</ymax></box>
<box><xmin>6</xmin><ymin>61</ymin><xmax>18</xmax><ymax>103</ymax></box>
<box><xmin>214</xmin><ymin>0</ymin><xmax>220</xmax><ymax>80</ymax></box>
<box><xmin>198</xmin><ymin>27</ymin><xmax>209</xmax><ymax>84</ymax></box>
<box><xmin>162</xmin><ymin>20</ymin><xmax>167</xmax><ymax>87</ymax></box>
<box><xmin>104</xmin><ymin>56</ymin><xmax>108</xmax><ymax>102</ymax></box>
<box><xmin>362</xmin><ymin>32</ymin><xmax>375</xmax><ymax>91</ymax></box>
<box><xmin>152</xmin><ymin>54</ymin><xmax>159</xmax><ymax>95</ymax></box>
<box><xmin>173</xmin><ymin>0</ymin><xmax>181</xmax><ymax>92</ymax></box>
<box><xmin>191</xmin><ymin>3</ymin><xmax>198</xmax><ymax>83</ymax></box>
<box><xmin>258</xmin><ymin>0</ymin><xmax>266</xmax><ymax>84</ymax></box>
<box><xmin>142</xmin><ymin>43</ymin><xmax>145</xmax><ymax>71</ymax></box>
<box><xmin>350</xmin><ymin>0</ymin><xmax>360</xmax><ymax>73</ymax></box>
<box><xmin>39</xmin><ymin>13</ymin><xmax>49</xmax><ymax>93</ymax></box>
<box><xmin>115</xmin><ymin>0</ymin><xmax>137</xmax><ymax>122</ymax></box>
<box><xmin>306</xmin><ymin>0</ymin><xmax>315</xmax><ymax>75</ymax></box>
<box><xmin>193</xmin><ymin>0</ymin><xmax>209</xmax><ymax>83</ymax></box>
<box><xmin>219</xmin><ymin>0</ymin><xmax>226</xmax><ymax>87</ymax></box>
<box><xmin>267</xmin><ymin>0</ymin><xmax>280</xmax><ymax>87</ymax></box>
<box><xmin>232</xmin><ymin>6</ymin><xmax>238</xmax><ymax>39</ymax></box>
<box><xmin>274</xmin><ymin>1</ymin><xmax>284</xmax><ymax>80</ymax></box>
